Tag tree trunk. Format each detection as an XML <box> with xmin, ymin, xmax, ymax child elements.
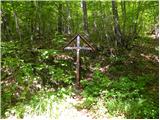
<box><xmin>1</xmin><ymin>12</ymin><xmax>10</xmax><ymax>40</ymax></box>
<box><xmin>121</xmin><ymin>1</ymin><xmax>126</xmax><ymax>39</ymax></box>
<box><xmin>66</xmin><ymin>1</ymin><xmax>71</xmax><ymax>34</ymax></box>
<box><xmin>58</xmin><ymin>2</ymin><xmax>63</xmax><ymax>34</ymax></box>
<box><xmin>111</xmin><ymin>0</ymin><xmax>122</xmax><ymax>47</ymax></box>
<box><xmin>11</xmin><ymin>1</ymin><xmax>21</xmax><ymax>41</ymax></box>
<box><xmin>82</xmin><ymin>0</ymin><xmax>89</xmax><ymax>35</ymax></box>
<box><xmin>132</xmin><ymin>2</ymin><xmax>141</xmax><ymax>39</ymax></box>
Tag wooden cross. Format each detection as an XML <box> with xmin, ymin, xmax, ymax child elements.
<box><xmin>64</xmin><ymin>34</ymin><xmax>95</xmax><ymax>88</ymax></box>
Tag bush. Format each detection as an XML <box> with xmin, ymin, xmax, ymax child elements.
<box><xmin>82</xmin><ymin>70</ymin><xmax>110</xmax><ymax>97</ymax></box>
<box><xmin>103</xmin><ymin>76</ymin><xmax>158</xmax><ymax>118</ymax></box>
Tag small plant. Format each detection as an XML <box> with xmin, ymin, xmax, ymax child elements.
<box><xmin>79</xmin><ymin>69</ymin><xmax>111</xmax><ymax>111</ymax></box>
<box><xmin>82</xmin><ymin>69</ymin><xmax>110</xmax><ymax>97</ymax></box>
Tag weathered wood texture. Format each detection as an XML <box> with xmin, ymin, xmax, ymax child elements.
<box><xmin>64</xmin><ymin>34</ymin><xmax>95</xmax><ymax>88</ymax></box>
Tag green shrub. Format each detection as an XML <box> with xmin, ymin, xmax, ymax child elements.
<box><xmin>82</xmin><ymin>70</ymin><xmax>110</xmax><ymax>97</ymax></box>
<box><xmin>103</xmin><ymin>75</ymin><xmax>158</xmax><ymax>118</ymax></box>
<box><xmin>80</xmin><ymin>73</ymin><xmax>158</xmax><ymax>119</ymax></box>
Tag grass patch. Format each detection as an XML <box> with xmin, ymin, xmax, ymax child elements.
<box><xmin>79</xmin><ymin>68</ymin><xmax>158</xmax><ymax>119</ymax></box>
<box><xmin>4</xmin><ymin>87</ymin><xmax>73</xmax><ymax>119</ymax></box>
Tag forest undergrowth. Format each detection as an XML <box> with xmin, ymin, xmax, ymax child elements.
<box><xmin>1</xmin><ymin>35</ymin><xmax>158</xmax><ymax>119</ymax></box>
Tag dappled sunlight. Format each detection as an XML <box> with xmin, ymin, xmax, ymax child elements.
<box><xmin>5</xmin><ymin>91</ymin><xmax>125</xmax><ymax>120</ymax></box>
<box><xmin>51</xmin><ymin>54</ymin><xmax>74</xmax><ymax>61</ymax></box>
<box><xmin>140</xmin><ymin>53</ymin><xmax>158</xmax><ymax>63</ymax></box>
<box><xmin>98</xmin><ymin>65</ymin><xmax>110</xmax><ymax>73</ymax></box>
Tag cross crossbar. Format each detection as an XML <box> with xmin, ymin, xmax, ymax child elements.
<box><xmin>64</xmin><ymin>47</ymin><xmax>92</xmax><ymax>50</ymax></box>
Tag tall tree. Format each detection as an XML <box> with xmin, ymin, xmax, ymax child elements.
<box><xmin>132</xmin><ymin>2</ymin><xmax>141</xmax><ymax>39</ymax></box>
<box><xmin>82</xmin><ymin>0</ymin><xmax>89</xmax><ymax>35</ymax></box>
<box><xmin>11</xmin><ymin>1</ymin><xmax>22</xmax><ymax>41</ymax></box>
<box><xmin>121</xmin><ymin>1</ymin><xmax>126</xmax><ymax>39</ymax></box>
<box><xmin>66</xmin><ymin>1</ymin><xmax>71</xmax><ymax>34</ymax></box>
<box><xmin>112</xmin><ymin>0</ymin><xmax>122</xmax><ymax>47</ymax></box>
<box><xmin>58</xmin><ymin>2</ymin><xmax>63</xmax><ymax>34</ymax></box>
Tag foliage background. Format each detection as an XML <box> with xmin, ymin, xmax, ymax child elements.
<box><xmin>1</xmin><ymin>0</ymin><xmax>159</xmax><ymax>119</ymax></box>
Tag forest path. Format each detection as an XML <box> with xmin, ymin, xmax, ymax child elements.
<box><xmin>53</xmin><ymin>95</ymin><xmax>123</xmax><ymax>120</ymax></box>
<box><xmin>57</xmin><ymin>96</ymin><xmax>95</xmax><ymax>120</ymax></box>
<box><xmin>17</xmin><ymin>94</ymin><xmax>123</xmax><ymax>120</ymax></box>
<box><xmin>49</xmin><ymin>95</ymin><xmax>121</xmax><ymax>120</ymax></box>
<box><xmin>7</xmin><ymin>92</ymin><xmax>125</xmax><ymax>120</ymax></box>
<box><xmin>19</xmin><ymin>95</ymin><xmax>101</xmax><ymax>120</ymax></box>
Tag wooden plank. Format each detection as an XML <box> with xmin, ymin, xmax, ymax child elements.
<box><xmin>63</xmin><ymin>34</ymin><xmax>78</xmax><ymax>50</ymax></box>
<box><xmin>76</xmin><ymin>35</ymin><xmax>80</xmax><ymax>88</ymax></box>
<box><xmin>64</xmin><ymin>46</ymin><xmax>92</xmax><ymax>50</ymax></box>
<box><xmin>64</xmin><ymin>47</ymin><xmax>77</xmax><ymax>50</ymax></box>
<box><xmin>80</xmin><ymin>47</ymin><xmax>92</xmax><ymax>50</ymax></box>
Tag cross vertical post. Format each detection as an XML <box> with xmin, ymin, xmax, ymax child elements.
<box><xmin>76</xmin><ymin>35</ymin><xmax>80</xmax><ymax>88</ymax></box>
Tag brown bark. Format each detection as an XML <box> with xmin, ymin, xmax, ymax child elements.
<box><xmin>82</xmin><ymin>0</ymin><xmax>89</xmax><ymax>35</ymax></box>
<box><xmin>121</xmin><ymin>1</ymin><xmax>126</xmax><ymax>38</ymax></box>
<box><xmin>132</xmin><ymin>2</ymin><xmax>141</xmax><ymax>39</ymax></box>
<box><xmin>66</xmin><ymin>1</ymin><xmax>71</xmax><ymax>34</ymax></box>
<box><xmin>112</xmin><ymin>0</ymin><xmax>122</xmax><ymax>47</ymax></box>
<box><xmin>11</xmin><ymin>1</ymin><xmax>21</xmax><ymax>41</ymax></box>
<box><xmin>58</xmin><ymin>2</ymin><xmax>63</xmax><ymax>34</ymax></box>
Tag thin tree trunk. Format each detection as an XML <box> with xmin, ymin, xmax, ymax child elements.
<box><xmin>66</xmin><ymin>1</ymin><xmax>71</xmax><ymax>34</ymax></box>
<box><xmin>11</xmin><ymin>1</ymin><xmax>21</xmax><ymax>41</ymax></box>
<box><xmin>121</xmin><ymin>1</ymin><xmax>126</xmax><ymax>39</ymax></box>
<box><xmin>100</xmin><ymin>1</ymin><xmax>105</xmax><ymax>40</ymax></box>
<box><xmin>93</xmin><ymin>12</ymin><xmax>97</xmax><ymax>32</ymax></box>
<box><xmin>137</xmin><ymin>3</ymin><xmax>146</xmax><ymax>35</ymax></box>
<box><xmin>111</xmin><ymin>0</ymin><xmax>122</xmax><ymax>47</ymax></box>
<box><xmin>13</xmin><ymin>12</ymin><xmax>21</xmax><ymax>41</ymax></box>
<box><xmin>1</xmin><ymin>12</ymin><xmax>9</xmax><ymax>40</ymax></box>
<box><xmin>82</xmin><ymin>0</ymin><xmax>89</xmax><ymax>35</ymax></box>
<box><xmin>132</xmin><ymin>2</ymin><xmax>141</xmax><ymax>39</ymax></box>
<box><xmin>75</xmin><ymin>3</ymin><xmax>79</xmax><ymax>33</ymax></box>
<box><xmin>58</xmin><ymin>2</ymin><xmax>63</xmax><ymax>34</ymax></box>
